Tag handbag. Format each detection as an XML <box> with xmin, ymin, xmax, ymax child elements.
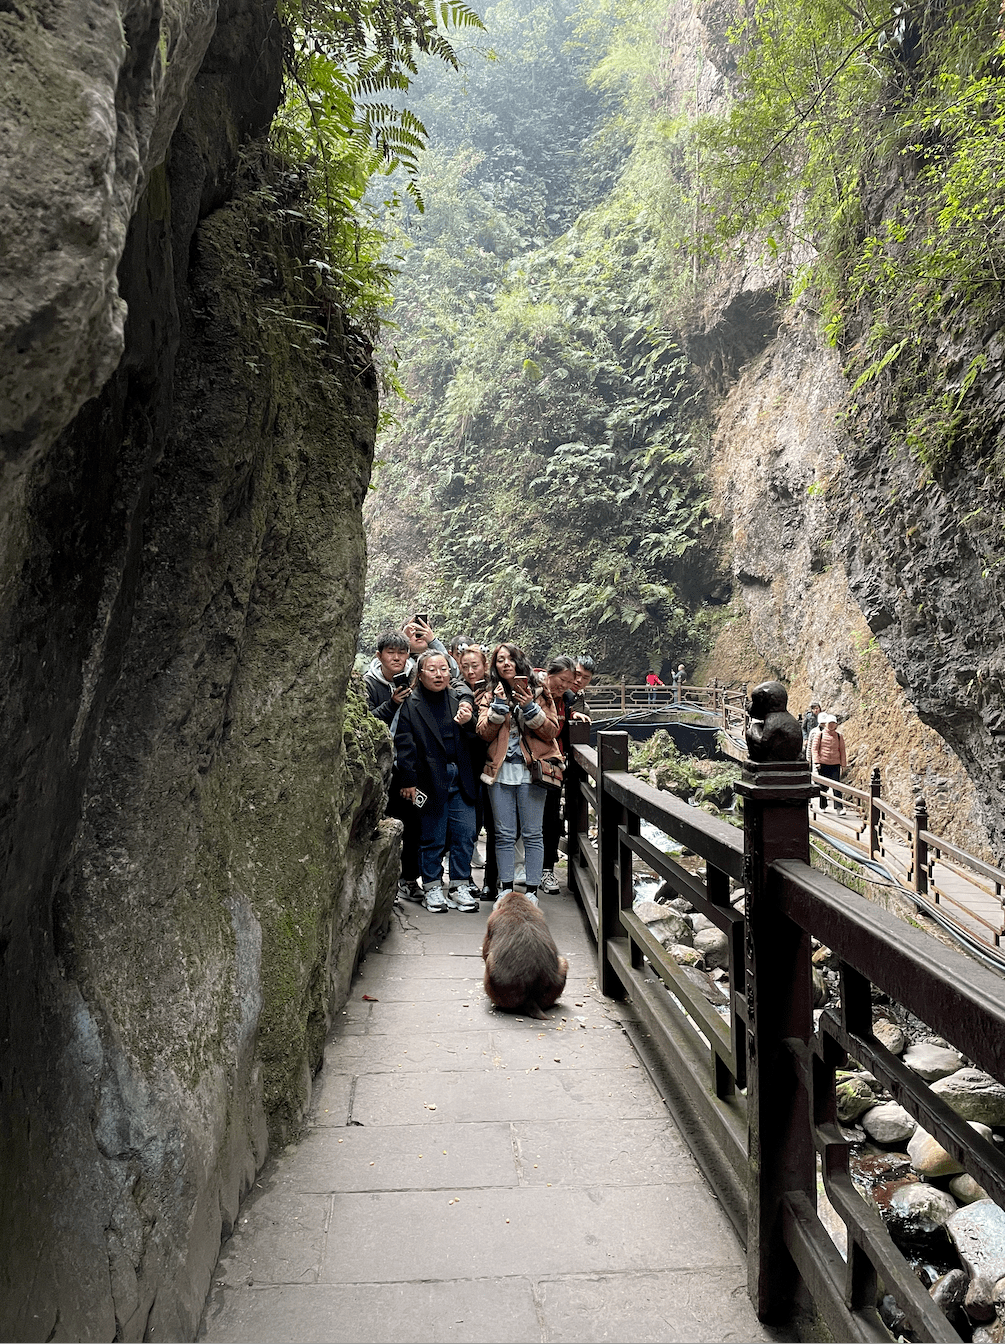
<box><xmin>530</xmin><ymin>756</ymin><xmax>564</xmax><ymax>790</ymax></box>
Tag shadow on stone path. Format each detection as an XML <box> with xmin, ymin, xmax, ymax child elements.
<box><xmin>199</xmin><ymin>884</ymin><xmax>779</xmax><ymax>1343</ymax></box>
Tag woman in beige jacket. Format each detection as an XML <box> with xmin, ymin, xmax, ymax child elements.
<box><xmin>476</xmin><ymin>642</ymin><xmax>562</xmax><ymax>905</ymax></box>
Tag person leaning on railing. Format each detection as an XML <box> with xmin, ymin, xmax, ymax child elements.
<box><xmin>810</xmin><ymin>714</ymin><xmax>847</xmax><ymax>813</ymax></box>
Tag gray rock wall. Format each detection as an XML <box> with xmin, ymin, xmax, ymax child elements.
<box><xmin>678</xmin><ymin>1</ymin><xmax>1005</xmax><ymax>856</ymax></box>
<box><xmin>0</xmin><ymin>2</ymin><xmax>397</xmax><ymax>1340</ymax></box>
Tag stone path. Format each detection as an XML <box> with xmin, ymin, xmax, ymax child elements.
<box><xmin>199</xmin><ymin>884</ymin><xmax>775</xmax><ymax>1344</ymax></box>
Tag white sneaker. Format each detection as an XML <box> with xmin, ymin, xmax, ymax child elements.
<box><xmin>539</xmin><ymin>869</ymin><xmax>560</xmax><ymax>895</ymax></box>
<box><xmin>447</xmin><ymin>884</ymin><xmax>479</xmax><ymax>913</ymax></box>
<box><xmin>423</xmin><ymin>885</ymin><xmax>449</xmax><ymax>913</ymax></box>
<box><xmin>525</xmin><ymin>893</ymin><xmax>540</xmax><ymax>907</ymax></box>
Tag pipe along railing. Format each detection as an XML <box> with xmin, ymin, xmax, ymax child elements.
<box><xmin>565</xmin><ymin>724</ymin><xmax>1005</xmax><ymax>1341</ymax></box>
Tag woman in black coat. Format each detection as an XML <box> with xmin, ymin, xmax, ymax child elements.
<box><xmin>395</xmin><ymin>650</ymin><xmax>480</xmax><ymax>913</ymax></box>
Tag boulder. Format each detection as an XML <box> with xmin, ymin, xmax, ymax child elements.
<box><xmin>879</xmin><ymin>1294</ymin><xmax>909</xmax><ymax>1336</ymax></box>
<box><xmin>888</xmin><ymin>1182</ymin><xmax>957</xmax><ymax>1227</ymax></box>
<box><xmin>693</xmin><ymin>926</ymin><xmax>729</xmax><ymax>970</ymax></box>
<box><xmin>932</xmin><ymin>1070</ymin><xmax>1005</xmax><ymax>1126</ymax></box>
<box><xmin>873</xmin><ymin>1019</ymin><xmax>907</xmax><ymax>1055</ymax></box>
<box><xmin>837</xmin><ymin>1076</ymin><xmax>878</xmax><ymax>1122</ymax></box>
<box><xmin>950</xmin><ymin>1174</ymin><xmax>989</xmax><ymax>1206</ymax></box>
<box><xmin>947</xmin><ymin>1200</ymin><xmax>1005</xmax><ymax>1321</ymax></box>
<box><xmin>812</xmin><ymin>968</ymin><xmax>829</xmax><ymax>1007</ymax></box>
<box><xmin>971</xmin><ymin>1326</ymin><xmax>1005</xmax><ymax>1343</ymax></box>
<box><xmin>634</xmin><ymin>902</ymin><xmax>694</xmax><ymax>948</ymax></box>
<box><xmin>861</xmin><ymin>1101</ymin><xmax>917</xmax><ymax>1145</ymax></box>
<box><xmin>930</xmin><ymin>1268</ymin><xmax>968</xmax><ymax>1313</ymax></box>
<box><xmin>909</xmin><ymin>1122</ymin><xmax>993</xmax><ymax>1178</ymax></box>
<box><xmin>903</xmin><ymin>1042</ymin><xmax>965</xmax><ymax>1081</ymax></box>
<box><xmin>667</xmin><ymin>944</ymin><xmax>704</xmax><ymax>967</ymax></box>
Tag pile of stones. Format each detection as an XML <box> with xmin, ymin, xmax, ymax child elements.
<box><xmin>835</xmin><ymin>1028</ymin><xmax>1005</xmax><ymax>1340</ymax></box>
<box><xmin>633</xmin><ymin>888</ymin><xmax>1005</xmax><ymax>1340</ymax></box>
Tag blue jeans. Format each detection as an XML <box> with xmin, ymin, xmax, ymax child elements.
<box><xmin>418</xmin><ymin>763</ymin><xmax>477</xmax><ymax>885</ymax></box>
<box><xmin>490</xmin><ymin>780</ymin><xmax>546</xmax><ymax>888</ymax></box>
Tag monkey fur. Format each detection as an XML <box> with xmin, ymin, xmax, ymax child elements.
<box><xmin>482</xmin><ymin>890</ymin><xmax>568</xmax><ymax>1020</ymax></box>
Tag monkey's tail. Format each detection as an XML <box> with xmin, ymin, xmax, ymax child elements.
<box><xmin>524</xmin><ymin>1001</ymin><xmax>549</xmax><ymax>1021</ymax></box>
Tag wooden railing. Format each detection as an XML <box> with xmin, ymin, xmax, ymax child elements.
<box><xmin>811</xmin><ymin>766</ymin><xmax>1005</xmax><ymax>953</ymax></box>
<box><xmin>583</xmin><ymin>681</ymin><xmax>748</xmax><ymax>738</ymax></box>
<box><xmin>565</xmin><ymin>724</ymin><xmax>1005</xmax><ymax>1341</ymax></box>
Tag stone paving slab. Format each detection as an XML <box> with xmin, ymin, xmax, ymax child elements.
<box><xmin>317</xmin><ymin>1030</ymin><xmax>500</xmax><ymax>1075</ymax></box>
<box><xmin>202</xmin><ymin>1278</ymin><xmax>542</xmax><ymax>1344</ymax></box>
<box><xmin>539</xmin><ymin>1269</ymin><xmax>772</xmax><ymax>1342</ymax></box>
<box><xmin>349</xmin><ymin>1066</ymin><xmax>664</xmax><ymax>1126</ymax></box>
<box><xmin>200</xmin><ymin>891</ymin><xmax>775</xmax><ymax>1343</ymax></box>
<box><xmin>333</xmin><ymin>996</ymin><xmax>627</xmax><ymax>1037</ymax></box>
<box><xmin>285</xmin><ymin>1122</ymin><xmax>521</xmax><ymax>1192</ymax></box>
<box><xmin>511</xmin><ymin>1118</ymin><xmax>691</xmax><ymax>1184</ymax></box>
<box><xmin>319</xmin><ymin>1183</ymin><xmax>744</xmax><ymax>1284</ymax></box>
<box><xmin>314</xmin><ymin>1024</ymin><xmax>632</xmax><ymax>1077</ymax></box>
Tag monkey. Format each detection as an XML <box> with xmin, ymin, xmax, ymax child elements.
<box><xmin>481</xmin><ymin>889</ymin><xmax>568</xmax><ymax>1020</ymax></box>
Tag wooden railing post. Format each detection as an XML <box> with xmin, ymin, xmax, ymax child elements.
<box><xmin>619</xmin><ymin>676</ymin><xmax>626</xmax><ymax>713</ymax></box>
<box><xmin>868</xmin><ymin>767</ymin><xmax>881</xmax><ymax>861</ymax></box>
<box><xmin>914</xmin><ymin>795</ymin><xmax>929</xmax><ymax>898</ymax></box>
<box><xmin>597</xmin><ymin>729</ymin><xmax>629</xmax><ymax>1000</ymax></box>
<box><xmin>736</xmin><ymin>752</ymin><xmax>816</xmax><ymax>1323</ymax></box>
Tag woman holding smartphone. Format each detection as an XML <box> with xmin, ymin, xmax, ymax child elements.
<box><xmin>395</xmin><ymin>651</ymin><xmax>480</xmax><ymax>913</ymax></box>
<box><xmin>458</xmin><ymin>645</ymin><xmax>499</xmax><ymax>901</ymax></box>
<box><xmin>476</xmin><ymin>643</ymin><xmax>562</xmax><ymax>905</ymax></box>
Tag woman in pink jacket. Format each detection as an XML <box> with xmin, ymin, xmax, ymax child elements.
<box><xmin>811</xmin><ymin>714</ymin><xmax>847</xmax><ymax>812</ymax></box>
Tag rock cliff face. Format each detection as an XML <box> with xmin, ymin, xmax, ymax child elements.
<box><xmin>0</xmin><ymin>3</ymin><xmax>396</xmax><ymax>1340</ymax></box>
<box><xmin>681</xmin><ymin>3</ymin><xmax>1004</xmax><ymax>858</ymax></box>
<box><xmin>702</xmin><ymin>300</ymin><xmax>990</xmax><ymax>852</ymax></box>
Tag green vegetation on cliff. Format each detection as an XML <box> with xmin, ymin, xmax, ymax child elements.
<box><xmin>362</xmin><ymin>0</ymin><xmax>724</xmax><ymax>672</ymax></box>
<box><xmin>688</xmin><ymin>0</ymin><xmax>1005</xmax><ymax>474</ymax></box>
<box><xmin>287</xmin><ymin>0</ymin><xmax>1005</xmax><ymax>658</ymax></box>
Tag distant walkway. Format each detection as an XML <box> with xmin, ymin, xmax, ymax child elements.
<box><xmin>200</xmin><ymin>883</ymin><xmax>773</xmax><ymax>1344</ymax></box>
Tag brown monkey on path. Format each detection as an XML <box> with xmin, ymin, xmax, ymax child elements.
<box><xmin>482</xmin><ymin>890</ymin><xmax>568</xmax><ymax>1020</ymax></box>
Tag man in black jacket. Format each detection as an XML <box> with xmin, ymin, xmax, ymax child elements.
<box><xmin>364</xmin><ymin>631</ymin><xmax>411</xmax><ymax>725</ymax></box>
<box><xmin>364</xmin><ymin>631</ymin><xmax>423</xmax><ymax>901</ymax></box>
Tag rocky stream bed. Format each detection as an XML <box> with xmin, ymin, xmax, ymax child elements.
<box><xmin>633</xmin><ymin>862</ymin><xmax>1005</xmax><ymax>1341</ymax></box>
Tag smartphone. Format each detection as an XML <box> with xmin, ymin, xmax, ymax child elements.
<box><xmin>413</xmin><ymin>790</ymin><xmax>427</xmax><ymax>809</ymax></box>
<box><xmin>473</xmin><ymin>678</ymin><xmax>487</xmax><ymax>691</ymax></box>
<box><xmin>392</xmin><ymin>672</ymin><xmax>410</xmax><ymax>689</ymax></box>
<box><xmin>513</xmin><ymin>675</ymin><xmax>529</xmax><ymax>692</ymax></box>
<box><xmin>413</xmin><ymin>612</ymin><xmax>428</xmax><ymax>626</ymax></box>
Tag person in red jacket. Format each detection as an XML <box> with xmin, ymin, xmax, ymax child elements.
<box><xmin>811</xmin><ymin>714</ymin><xmax>847</xmax><ymax>812</ymax></box>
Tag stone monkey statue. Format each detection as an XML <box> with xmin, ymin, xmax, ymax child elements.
<box><xmin>745</xmin><ymin>680</ymin><xmax>804</xmax><ymax>762</ymax></box>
